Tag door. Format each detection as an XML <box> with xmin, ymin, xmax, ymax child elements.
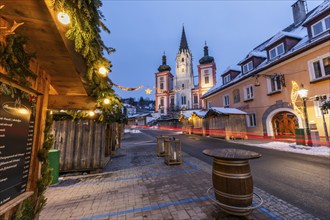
<box><xmin>272</xmin><ymin>112</ymin><xmax>298</xmax><ymax>138</ymax></box>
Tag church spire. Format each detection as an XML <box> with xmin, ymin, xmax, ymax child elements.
<box><xmin>179</xmin><ymin>26</ymin><xmax>189</xmax><ymax>52</ymax></box>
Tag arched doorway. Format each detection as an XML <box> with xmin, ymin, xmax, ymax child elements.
<box><xmin>272</xmin><ymin>112</ymin><xmax>299</xmax><ymax>138</ymax></box>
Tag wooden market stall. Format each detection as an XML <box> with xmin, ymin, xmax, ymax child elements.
<box><xmin>0</xmin><ymin>1</ymin><xmax>122</xmax><ymax>218</ymax></box>
<box><xmin>179</xmin><ymin>108</ymin><xmax>248</xmax><ymax>139</ymax></box>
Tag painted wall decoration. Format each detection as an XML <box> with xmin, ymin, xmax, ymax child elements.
<box><xmin>0</xmin><ymin>82</ymin><xmax>36</xmax><ymax>205</ymax></box>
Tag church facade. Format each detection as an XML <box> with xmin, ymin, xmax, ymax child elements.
<box><xmin>155</xmin><ymin>27</ymin><xmax>217</xmax><ymax>115</ymax></box>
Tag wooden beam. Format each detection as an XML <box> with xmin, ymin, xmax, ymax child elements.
<box><xmin>48</xmin><ymin>95</ymin><xmax>96</xmax><ymax>110</ymax></box>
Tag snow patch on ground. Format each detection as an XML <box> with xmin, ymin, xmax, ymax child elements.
<box><xmin>243</xmin><ymin>141</ymin><xmax>330</xmax><ymax>157</ymax></box>
<box><xmin>124</xmin><ymin>129</ymin><xmax>141</xmax><ymax>134</ymax></box>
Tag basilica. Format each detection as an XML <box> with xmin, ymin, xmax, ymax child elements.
<box><xmin>155</xmin><ymin>27</ymin><xmax>217</xmax><ymax>115</ymax></box>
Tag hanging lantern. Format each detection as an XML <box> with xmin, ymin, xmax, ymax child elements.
<box><xmin>103</xmin><ymin>98</ymin><xmax>110</xmax><ymax>105</ymax></box>
<box><xmin>164</xmin><ymin>137</ymin><xmax>182</xmax><ymax>165</ymax></box>
<box><xmin>57</xmin><ymin>12</ymin><xmax>70</xmax><ymax>25</ymax></box>
<box><xmin>156</xmin><ymin>135</ymin><xmax>169</xmax><ymax>157</ymax></box>
<box><xmin>98</xmin><ymin>67</ymin><xmax>108</xmax><ymax>77</ymax></box>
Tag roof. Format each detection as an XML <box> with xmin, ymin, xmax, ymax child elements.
<box><xmin>128</xmin><ymin>113</ymin><xmax>151</xmax><ymax>119</ymax></box>
<box><xmin>264</xmin><ymin>31</ymin><xmax>305</xmax><ymax>48</ymax></box>
<box><xmin>180</xmin><ymin>108</ymin><xmax>246</xmax><ymax>119</ymax></box>
<box><xmin>202</xmin><ymin>0</ymin><xmax>330</xmax><ymax>99</ymax></box>
<box><xmin>1</xmin><ymin>0</ymin><xmax>91</xmax><ymax>96</ymax></box>
<box><xmin>179</xmin><ymin>26</ymin><xmax>189</xmax><ymax>52</ymax></box>
<box><xmin>221</xmin><ymin>66</ymin><xmax>241</xmax><ymax>76</ymax></box>
<box><xmin>210</xmin><ymin>107</ymin><xmax>247</xmax><ymax>115</ymax></box>
<box><xmin>237</xmin><ymin>51</ymin><xmax>267</xmax><ymax>65</ymax></box>
<box><xmin>303</xmin><ymin>0</ymin><xmax>330</xmax><ymax>25</ymax></box>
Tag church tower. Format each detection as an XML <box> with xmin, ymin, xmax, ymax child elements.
<box><xmin>174</xmin><ymin>26</ymin><xmax>194</xmax><ymax>110</ymax></box>
<box><xmin>155</xmin><ymin>52</ymin><xmax>174</xmax><ymax>116</ymax></box>
<box><xmin>197</xmin><ymin>42</ymin><xmax>216</xmax><ymax>109</ymax></box>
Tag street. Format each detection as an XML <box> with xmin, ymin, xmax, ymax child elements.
<box><xmin>142</xmin><ymin>128</ymin><xmax>330</xmax><ymax>220</ymax></box>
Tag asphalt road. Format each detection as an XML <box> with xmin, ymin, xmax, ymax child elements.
<box><xmin>140</xmin><ymin>128</ymin><xmax>330</xmax><ymax>220</ymax></box>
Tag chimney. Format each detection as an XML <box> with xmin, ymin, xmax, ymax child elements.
<box><xmin>291</xmin><ymin>0</ymin><xmax>307</xmax><ymax>26</ymax></box>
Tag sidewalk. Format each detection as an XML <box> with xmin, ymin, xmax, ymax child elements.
<box><xmin>40</xmin><ymin>132</ymin><xmax>319</xmax><ymax>220</ymax></box>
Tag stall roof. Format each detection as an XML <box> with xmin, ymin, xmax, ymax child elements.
<box><xmin>1</xmin><ymin>0</ymin><xmax>90</xmax><ymax>96</ymax></box>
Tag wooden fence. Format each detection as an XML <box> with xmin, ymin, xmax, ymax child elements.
<box><xmin>52</xmin><ymin>120</ymin><xmax>123</xmax><ymax>172</ymax></box>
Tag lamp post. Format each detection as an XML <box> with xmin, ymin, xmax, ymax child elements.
<box><xmin>298</xmin><ymin>85</ymin><xmax>312</xmax><ymax>146</ymax></box>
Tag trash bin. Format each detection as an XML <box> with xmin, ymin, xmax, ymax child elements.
<box><xmin>295</xmin><ymin>128</ymin><xmax>305</xmax><ymax>145</ymax></box>
<box><xmin>48</xmin><ymin>149</ymin><xmax>60</xmax><ymax>185</ymax></box>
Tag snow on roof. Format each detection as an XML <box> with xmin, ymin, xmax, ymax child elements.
<box><xmin>210</xmin><ymin>107</ymin><xmax>247</xmax><ymax>115</ymax></box>
<box><xmin>221</xmin><ymin>65</ymin><xmax>241</xmax><ymax>75</ymax></box>
<box><xmin>265</xmin><ymin>31</ymin><xmax>304</xmax><ymax>48</ymax></box>
<box><xmin>237</xmin><ymin>51</ymin><xmax>267</xmax><ymax>65</ymax></box>
<box><xmin>181</xmin><ymin>110</ymin><xmax>196</xmax><ymax>118</ymax></box>
<box><xmin>128</xmin><ymin>113</ymin><xmax>151</xmax><ymax>118</ymax></box>
<box><xmin>192</xmin><ymin>110</ymin><xmax>208</xmax><ymax>118</ymax></box>
<box><xmin>303</xmin><ymin>0</ymin><xmax>330</xmax><ymax>25</ymax></box>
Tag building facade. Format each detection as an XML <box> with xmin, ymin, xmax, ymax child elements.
<box><xmin>202</xmin><ymin>0</ymin><xmax>330</xmax><ymax>141</ymax></box>
<box><xmin>155</xmin><ymin>27</ymin><xmax>217</xmax><ymax>115</ymax></box>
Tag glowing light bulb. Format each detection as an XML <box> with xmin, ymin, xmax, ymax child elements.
<box><xmin>89</xmin><ymin>111</ymin><xmax>95</xmax><ymax>117</ymax></box>
<box><xmin>103</xmin><ymin>98</ymin><xmax>110</xmax><ymax>104</ymax></box>
<box><xmin>57</xmin><ymin>12</ymin><xmax>70</xmax><ymax>25</ymax></box>
<box><xmin>98</xmin><ymin>67</ymin><xmax>108</xmax><ymax>76</ymax></box>
<box><xmin>17</xmin><ymin>108</ymin><xmax>29</xmax><ymax>115</ymax></box>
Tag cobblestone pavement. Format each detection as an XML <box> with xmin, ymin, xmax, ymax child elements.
<box><xmin>40</xmin><ymin>132</ymin><xmax>319</xmax><ymax>220</ymax></box>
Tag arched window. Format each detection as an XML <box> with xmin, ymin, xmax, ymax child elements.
<box><xmin>181</xmin><ymin>95</ymin><xmax>186</xmax><ymax>105</ymax></box>
<box><xmin>182</xmin><ymin>58</ymin><xmax>184</xmax><ymax>62</ymax></box>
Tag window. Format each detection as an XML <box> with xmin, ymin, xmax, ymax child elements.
<box><xmin>170</xmin><ymin>97</ymin><xmax>175</xmax><ymax>106</ymax></box>
<box><xmin>309</xmin><ymin>53</ymin><xmax>330</xmax><ymax>80</ymax></box>
<box><xmin>233</xmin><ymin>89</ymin><xmax>240</xmax><ymax>103</ymax></box>
<box><xmin>244</xmin><ymin>85</ymin><xmax>254</xmax><ymax>100</ymax></box>
<box><xmin>314</xmin><ymin>99</ymin><xmax>330</xmax><ymax>117</ymax></box>
<box><xmin>311</xmin><ymin>15</ymin><xmax>330</xmax><ymax>37</ymax></box>
<box><xmin>268</xmin><ymin>75</ymin><xmax>282</xmax><ymax>93</ymax></box>
<box><xmin>223</xmin><ymin>75</ymin><xmax>231</xmax><ymax>84</ymax></box>
<box><xmin>159</xmin><ymin>77</ymin><xmax>164</xmax><ymax>90</ymax></box>
<box><xmin>269</xmin><ymin>43</ymin><xmax>285</xmax><ymax>60</ymax></box>
<box><xmin>194</xmin><ymin>95</ymin><xmax>198</xmax><ymax>104</ymax></box>
<box><xmin>181</xmin><ymin>95</ymin><xmax>186</xmax><ymax>105</ymax></box>
<box><xmin>182</xmin><ymin>68</ymin><xmax>185</xmax><ymax>72</ymax></box>
<box><xmin>247</xmin><ymin>113</ymin><xmax>256</xmax><ymax>127</ymax></box>
<box><xmin>242</xmin><ymin>61</ymin><xmax>253</xmax><ymax>74</ymax></box>
<box><xmin>208</xmin><ymin>101</ymin><xmax>212</xmax><ymax>108</ymax></box>
<box><xmin>160</xmin><ymin>98</ymin><xmax>164</xmax><ymax>107</ymax></box>
<box><xmin>160</xmin><ymin>82</ymin><xmax>164</xmax><ymax>90</ymax></box>
<box><xmin>205</xmin><ymin>75</ymin><xmax>209</xmax><ymax>84</ymax></box>
<box><xmin>223</xmin><ymin>95</ymin><xmax>230</xmax><ymax>107</ymax></box>
<box><xmin>182</xmin><ymin>58</ymin><xmax>184</xmax><ymax>62</ymax></box>
<box><xmin>182</xmin><ymin>84</ymin><xmax>185</xmax><ymax>88</ymax></box>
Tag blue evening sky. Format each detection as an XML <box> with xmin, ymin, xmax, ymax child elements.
<box><xmin>101</xmin><ymin>0</ymin><xmax>322</xmax><ymax>100</ymax></box>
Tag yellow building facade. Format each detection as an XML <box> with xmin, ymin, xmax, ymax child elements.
<box><xmin>202</xmin><ymin>0</ymin><xmax>330</xmax><ymax>143</ymax></box>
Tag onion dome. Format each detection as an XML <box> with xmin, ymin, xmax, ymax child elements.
<box><xmin>199</xmin><ymin>42</ymin><xmax>214</xmax><ymax>64</ymax></box>
<box><xmin>158</xmin><ymin>52</ymin><xmax>171</xmax><ymax>72</ymax></box>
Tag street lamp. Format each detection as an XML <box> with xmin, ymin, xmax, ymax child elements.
<box><xmin>298</xmin><ymin>85</ymin><xmax>312</xmax><ymax>146</ymax></box>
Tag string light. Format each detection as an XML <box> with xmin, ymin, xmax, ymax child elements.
<box><xmin>89</xmin><ymin>111</ymin><xmax>95</xmax><ymax>117</ymax></box>
<box><xmin>98</xmin><ymin>67</ymin><xmax>108</xmax><ymax>76</ymax></box>
<box><xmin>103</xmin><ymin>98</ymin><xmax>110</xmax><ymax>105</ymax></box>
<box><xmin>145</xmin><ymin>88</ymin><xmax>152</xmax><ymax>95</ymax></box>
<box><xmin>57</xmin><ymin>12</ymin><xmax>70</xmax><ymax>25</ymax></box>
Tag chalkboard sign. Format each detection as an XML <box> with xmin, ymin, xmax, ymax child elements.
<box><xmin>0</xmin><ymin>82</ymin><xmax>36</xmax><ymax>205</ymax></box>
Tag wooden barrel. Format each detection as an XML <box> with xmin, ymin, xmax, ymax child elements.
<box><xmin>212</xmin><ymin>158</ymin><xmax>253</xmax><ymax>215</ymax></box>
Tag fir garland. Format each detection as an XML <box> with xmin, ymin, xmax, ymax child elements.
<box><xmin>14</xmin><ymin>112</ymin><xmax>54</xmax><ymax>220</ymax></box>
<box><xmin>51</xmin><ymin>0</ymin><xmax>123</xmax><ymax>123</ymax></box>
<box><xmin>0</xmin><ymin>35</ymin><xmax>36</xmax><ymax>87</ymax></box>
